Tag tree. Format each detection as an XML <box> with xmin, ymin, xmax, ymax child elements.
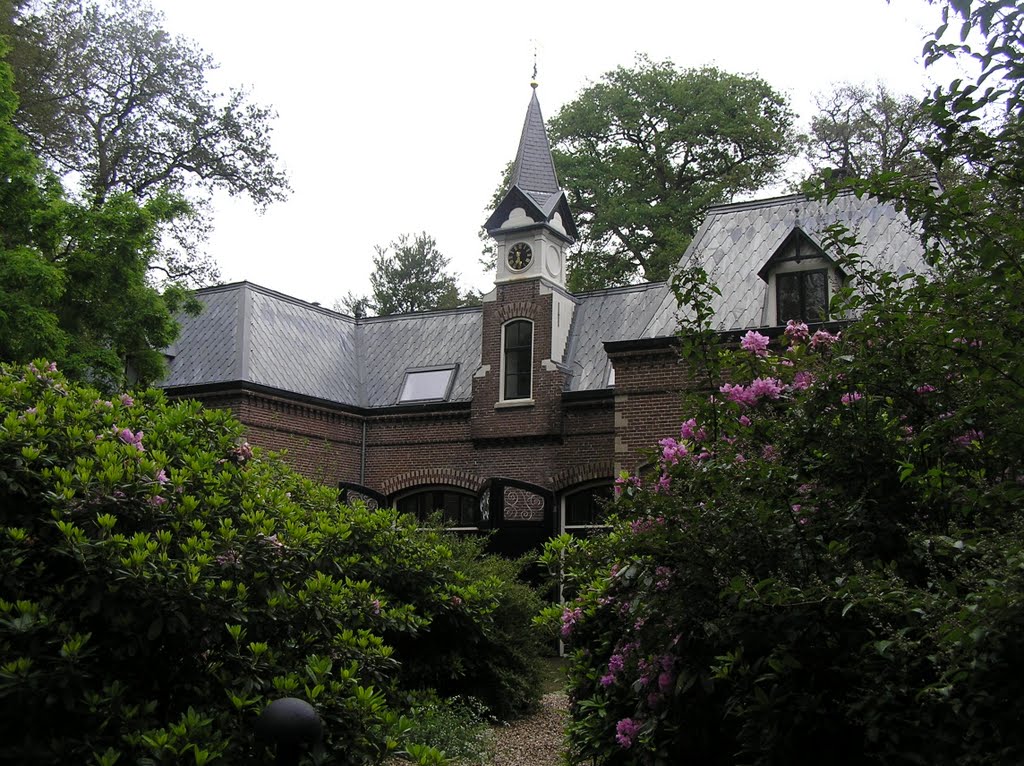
<box><xmin>548</xmin><ymin>56</ymin><xmax>795</xmax><ymax>291</ymax></box>
<box><xmin>801</xmin><ymin>82</ymin><xmax>937</xmax><ymax>182</ymax></box>
<box><xmin>0</xmin><ymin>48</ymin><xmax>194</xmax><ymax>388</ymax></box>
<box><xmin>342</xmin><ymin>232</ymin><xmax>474</xmax><ymax>317</ymax></box>
<box><xmin>4</xmin><ymin>0</ymin><xmax>289</xmax><ymax>284</ymax></box>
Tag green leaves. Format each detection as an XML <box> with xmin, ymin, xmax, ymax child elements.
<box><xmin>552</xmin><ymin>56</ymin><xmax>795</xmax><ymax>289</ymax></box>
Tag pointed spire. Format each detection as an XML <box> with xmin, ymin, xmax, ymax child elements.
<box><xmin>510</xmin><ymin>88</ymin><xmax>560</xmax><ymax>204</ymax></box>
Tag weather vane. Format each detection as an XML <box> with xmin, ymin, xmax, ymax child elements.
<box><xmin>531</xmin><ymin>41</ymin><xmax>538</xmax><ymax>88</ymax></box>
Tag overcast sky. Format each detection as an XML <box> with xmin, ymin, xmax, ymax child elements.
<box><xmin>150</xmin><ymin>0</ymin><xmax>957</xmax><ymax>310</ymax></box>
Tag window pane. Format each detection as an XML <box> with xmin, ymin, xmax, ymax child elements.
<box><xmin>399</xmin><ymin>489</ymin><xmax>477</xmax><ymax>526</ymax></box>
<box><xmin>400</xmin><ymin>368</ymin><xmax>454</xmax><ymax>402</ymax></box>
<box><xmin>503</xmin><ymin>320</ymin><xmax>532</xmax><ymax>400</ymax></box>
<box><xmin>565</xmin><ymin>484</ymin><xmax>614</xmax><ymax>527</ymax></box>
<box><xmin>803</xmin><ymin>272</ymin><xmax>828</xmax><ymax>321</ymax></box>
<box><xmin>777</xmin><ymin>272</ymin><xmax>802</xmax><ymax>323</ymax></box>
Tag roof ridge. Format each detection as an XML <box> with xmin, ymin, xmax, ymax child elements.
<box><xmin>705</xmin><ymin>189</ymin><xmax>860</xmax><ymax>216</ymax></box>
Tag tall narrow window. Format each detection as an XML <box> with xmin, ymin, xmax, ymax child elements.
<box><xmin>777</xmin><ymin>270</ymin><xmax>828</xmax><ymax>323</ymax></box>
<box><xmin>503</xmin><ymin>319</ymin><xmax>532</xmax><ymax>400</ymax></box>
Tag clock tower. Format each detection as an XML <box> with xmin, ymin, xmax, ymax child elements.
<box><xmin>483</xmin><ymin>81</ymin><xmax>577</xmax><ymax>289</ymax></box>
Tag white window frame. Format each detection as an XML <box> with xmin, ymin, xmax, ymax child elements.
<box><xmin>397</xmin><ymin>365</ymin><xmax>457</xmax><ymax>403</ymax></box>
<box><xmin>498</xmin><ymin>318</ymin><xmax>534</xmax><ymax>405</ymax></box>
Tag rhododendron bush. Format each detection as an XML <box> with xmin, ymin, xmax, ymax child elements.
<box><xmin>0</xmin><ymin>363</ymin><xmax>543</xmax><ymax>764</ymax></box>
<box><xmin>540</xmin><ymin>4</ymin><xmax>1024</xmax><ymax>761</ymax></box>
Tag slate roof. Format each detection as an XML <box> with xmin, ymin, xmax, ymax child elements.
<box><xmin>647</xmin><ymin>191</ymin><xmax>926</xmax><ymax>332</ymax></box>
<box><xmin>564</xmin><ymin>282</ymin><xmax>675</xmax><ymax>392</ymax></box>
<box><xmin>511</xmin><ymin>88</ymin><xmax>560</xmax><ymax>202</ymax></box>
<box><xmin>161</xmin><ymin>193</ymin><xmax>925</xmax><ymax>408</ymax></box>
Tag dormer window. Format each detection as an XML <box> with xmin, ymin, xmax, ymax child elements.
<box><xmin>777</xmin><ymin>269</ymin><xmax>828</xmax><ymax>323</ymax></box>
<box><xmin>502</xmin><ymin>319</ymin><xmax>533</xmax><ymax>401</ymax></box>
<box><xmin>758</xmin><ymin>227</ymin><xmax>844</xmax><ymax>326</ymax></box>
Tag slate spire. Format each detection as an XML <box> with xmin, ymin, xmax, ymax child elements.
<box><xmin>511</xmin><ymin>85</ymin><xmax>560</xmax><ymax>204</ymax></box>
<box><xmin>483</xmin><ymin>84</ymin><xmax>577</xmax><ymax>242</ymax></box>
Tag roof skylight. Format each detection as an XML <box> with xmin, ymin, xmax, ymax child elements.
<box><xmin>399</xmin><ymin>367</ymin><xmax>456</xmax><ymax>403</ymax></box>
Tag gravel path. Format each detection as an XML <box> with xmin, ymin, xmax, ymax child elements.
<box><xmin>490</xmin><ymin>692</ymin><xmax>569</xmax><ymax>766</ymax></box>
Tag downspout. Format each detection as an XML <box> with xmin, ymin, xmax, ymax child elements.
<box><xmin>359</xmin><ymin>419</ymin><xmax>367</xmax><ymax>485</ymax></box>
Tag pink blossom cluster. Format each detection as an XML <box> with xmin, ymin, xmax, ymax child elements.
<box><xmin>561</xmin><ymin>606</ymin><xmax>583</xmax><ymax>638</ymax></box>
<box><xmin>614</xmin><ymin>474</ymin><xmax>641</xmax><ymax>498</ymax></box>
<box><xmin>116</xmin><ymin>428</ymin><xmax>145</xmax><ymax>452</ymax></box>
<box><xmin>615</xmin><ymin>717</ymin><xmax>642</xmax><ymax>749</ymax></box>
<box><xmin>784</xmin><ymin>320</ymin><xmax>810</xmax><ymax>344</ymax></box>
<box><xmin>680</xmin><ymin>418</ymin><xmax>707</xmax><ymax>442</ymax></box>
<box><xmin>840</xmin><ymin>392</ymin><xmax>863</xmax><ymax>405</ymax></box>
<box><xmin>810</xmin><ymin>329</ymin><xmax>840</xmax><ymax>349</ymax></box>
<box><xmin>740</xmin><ymin>330</ymin><xmax>770</xmax><ymax>357</ymax></box>
<box><xmin>659</xmin><ymin>436</ymin><xmax>688</xmax><ymax>465</ymax></box>
<box><xmin>720</xmin><ymin>376</ymin><xmax>784</xmax><ymax>408</ymax></box>
<box><xmin>953</xmin><ymin>429</ymin><xmax>984</xmax><ymax>448</ymax></box>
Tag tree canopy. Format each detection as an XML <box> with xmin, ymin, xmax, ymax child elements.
<box><xmin>4</xmin><ymin>0</ymin><xmax>289</xmax><ymax>284</ymax></box>
<box><xmin>0</xmin><ymin>47</ymin><xmax>195</xmax><ymax>389</ymax></box>
<box><xmin>339</xmin><ymin>232</ymin><xmax>477</xmax><ymax>317</ymax></box>
<box><xmin>548</xmin><ymin>57</ymin><xmax>795</xmax><ymax>291</ymax></box>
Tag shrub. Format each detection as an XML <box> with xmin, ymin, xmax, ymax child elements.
<box><xmin>0</xmin><ymin>362</ymin><xmax>543</xmax><ymax>764</ymax></box>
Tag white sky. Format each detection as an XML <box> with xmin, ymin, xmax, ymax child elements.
<box><xmin>151</xmin><ymin>0</ymin><xmax>957</xmax><ymax>309</ymax></box>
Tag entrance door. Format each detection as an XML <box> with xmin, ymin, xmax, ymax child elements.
<box><xmin>482</xmin><ymin>478</ymin><xmax>555</xmax><ymax>560</ymax></box>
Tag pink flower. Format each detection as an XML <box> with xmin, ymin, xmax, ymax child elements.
<box><xmin>149</xmin><ymin>495</ymin><xmax>166</xmax><ymax>507</ymax></box>
<box><xmin>215</xmin><ymin>549</ymin><xmax>241</xmax><ymax>567</ymax></box>
<box><xmin>680</xmin><ymin>418</ymin><xmax>704</xmax><ymax>441</ymax></box>
<box><xmin>371</xmin><ymin>599</ymin><xmax>382</xmax><ymax>614</ymax></box>
<box><xmin>154</xmin><ymin>469</ymin><xmax>168</xmax><ymax>485</ymax></box>
<box><xmin>450</xmin><ymin>596</ymin><xmax>463</xmax><ymax>607</ymax></box>
<box><xmin>810</xmin><ymin>329</ymin><xmax>839</xmax><ymax>349</ymax></box>
<box><xmin>615</xmin><ymin>718</ymin><xmax>642</xmax><ymax>749</ymax></box>
<box><xmin>658</xmin><ymin>671</ymin><xmax>674</xmax><ymax>692</ymax></box>
<box><xmin>654</xmin><ymin>473</ymin><xmax>671</xmax><ymax>493</ymax></box>
<box><xmin>738</xmin><ymin>415</ymin><xmax>752</xmax><ymax>427</ymax></box>
<box><xmin>608</xmin><ymin>654</ymin><xmax>625</xmax><ymax>673</ymax></box>
<box><xmin>659</xmin><ymin>437</ymin><xmax>687</xmax><ymax>465</ymax></box>
<box><xmin>784</xmin><ymin>320</ymin><xmax>810</xmax><ymax>344</ymax></box>
<box><xmin>600</xmin><ymin>673</ymin><xmax>616</xmax><ymax>687</ymax></box>
<box><xmin>761</xmin><ymin>444</ymin><xmax>779</xmax><ymax>461</ymax></box>
<box><xmin>740</xmin><ymin>330</ymin><xmax>770</xmax><ymax>357</ymax></box>
<box><xmin>749</xmin><ymin>377</ymin><xmax>783</xmax><ymax>401</ymax></box>
<box><xmin>120</xmin><ymin>394</ymin><xmax>134</xmax><ymax>407</ymax></box>
<box><xmin>915</xmin><ymin>384</ymin><xmax>936</xmax><ymax>395</ymax></box>
<box><xmin>953</xmin><ymin>429</ymin><xmax>984</xmax><ymax>448</ymax></box>
<box><xmin>720</xmin><ymin>383</ymin><xmax>757</xmax><ymax>408</ymax></box>
<box><xmin>840</xmin><ymin>392</ymin><xmax>863</xmax><ymax>405</ymax></box>
<box><xmin>116</xmin><ymin>428</ymin><xmax>145</xmax><ymax>452</ymax></box>
<box><xmin>560</xmin><ymin>606</ymin><xmax>583</xmax><ymax>638</ymax></box>
<box><xmin>792</xmin><ymin>371</ymin><xmax>815</xmax><ymax>391</ymax></box>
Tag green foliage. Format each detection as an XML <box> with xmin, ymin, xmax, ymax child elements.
<box><xmin>0</xmin><ymin>362</ymin><xmax>544</xmax><ymax>763</ymax></box>
<box><xmin>0</xmin><ymin>51</ymin><xmax>194</xmax><ymax>389</ymax></box>
<box><xmin>800</xmin><ymin>82</ymin><xmax>944</xmax><ymax>184</ymax></box>
<box><xmin>400</xmin><ymin>692</ymin><xmax>494</xmax><ymax>765</ymax></box>
<box><xmin>549</xmin><ymin>56</ymin><xmax>795</xmax><ymax>290</ymax></box>
<box><xmin>343</xmin><ymin>232</ymin><xmax>477</xmax><ymax>317</ymax></box>
<box><xmin>543</xmin><ymin>4</ymin><xmax>1024</xmax><ymax>763</ymax></box>
<box><xmin>5</xmin><ymin>0</ymin><xmax>289</xmax><ymax>285</ymax></box>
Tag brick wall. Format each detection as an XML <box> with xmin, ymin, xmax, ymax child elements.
<box><xmin>471</xmin><ymin>279</ymin><xmax>567</xmax><ymax>441</ymax></box>
<box><xmin>606</xmin><ymin>344</ymin><xmax>689</xmax><ymax>475</ymax></box>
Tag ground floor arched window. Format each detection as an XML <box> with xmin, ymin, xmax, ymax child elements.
<box><xmin>395</xmin><ymin>487</ymin><xmax>478</xmax><ymax>528</ymax></box>
<box><xmin>561</xmin><ymin>481</ymin><xmax>614</xmax><ymax>536</ymax></box>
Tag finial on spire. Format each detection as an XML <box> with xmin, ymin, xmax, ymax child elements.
<box><xmin>531</xmin><ymin>42</ymin><xmax>538</xmax><ymax>89</ymax></box>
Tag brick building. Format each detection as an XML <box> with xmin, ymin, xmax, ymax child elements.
<box><xmin>160</xmin><ymin>85</ymin><xmax>924</xmax><ymax>556</ymax></box>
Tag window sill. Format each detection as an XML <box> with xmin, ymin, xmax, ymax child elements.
<box><xmin>495</xmin><ymin>398</ymin><xmax>535</xmax><ymax>409</ymax></box>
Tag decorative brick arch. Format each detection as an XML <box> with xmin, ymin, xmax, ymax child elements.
<box><xmin>552</xmin><ymin>460</ymin><xmax>616</xmax><ymax>492</ymax></box>
<box><xmin>496</xmin><ymin>301</ymin><xmax>537</xmax><ymax>324</ymax></box>
<box><xmin>381</xmin><ymin>468</ymin><xmax>485</xmax><ymax>496</ymax></box>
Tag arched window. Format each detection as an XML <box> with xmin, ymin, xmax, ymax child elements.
<box><xmin>502</xmin><ymin>319</ymin><xmax>533</xmax><ymax>401</ymax></box>
<box><xmin>561</xmin><ymin>481</ymin><xmax>614</xmax><ymax>536</ymax></box>
<box><xmin>395</xmin><ymin>487</ymin><xmax>479</xmax><ymax>528</ymax></box>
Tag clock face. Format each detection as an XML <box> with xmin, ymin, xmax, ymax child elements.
<box><xmin>507</xmin><ymin>242</ymin><xmax>533</xmax><ymax>271</ymax></box>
